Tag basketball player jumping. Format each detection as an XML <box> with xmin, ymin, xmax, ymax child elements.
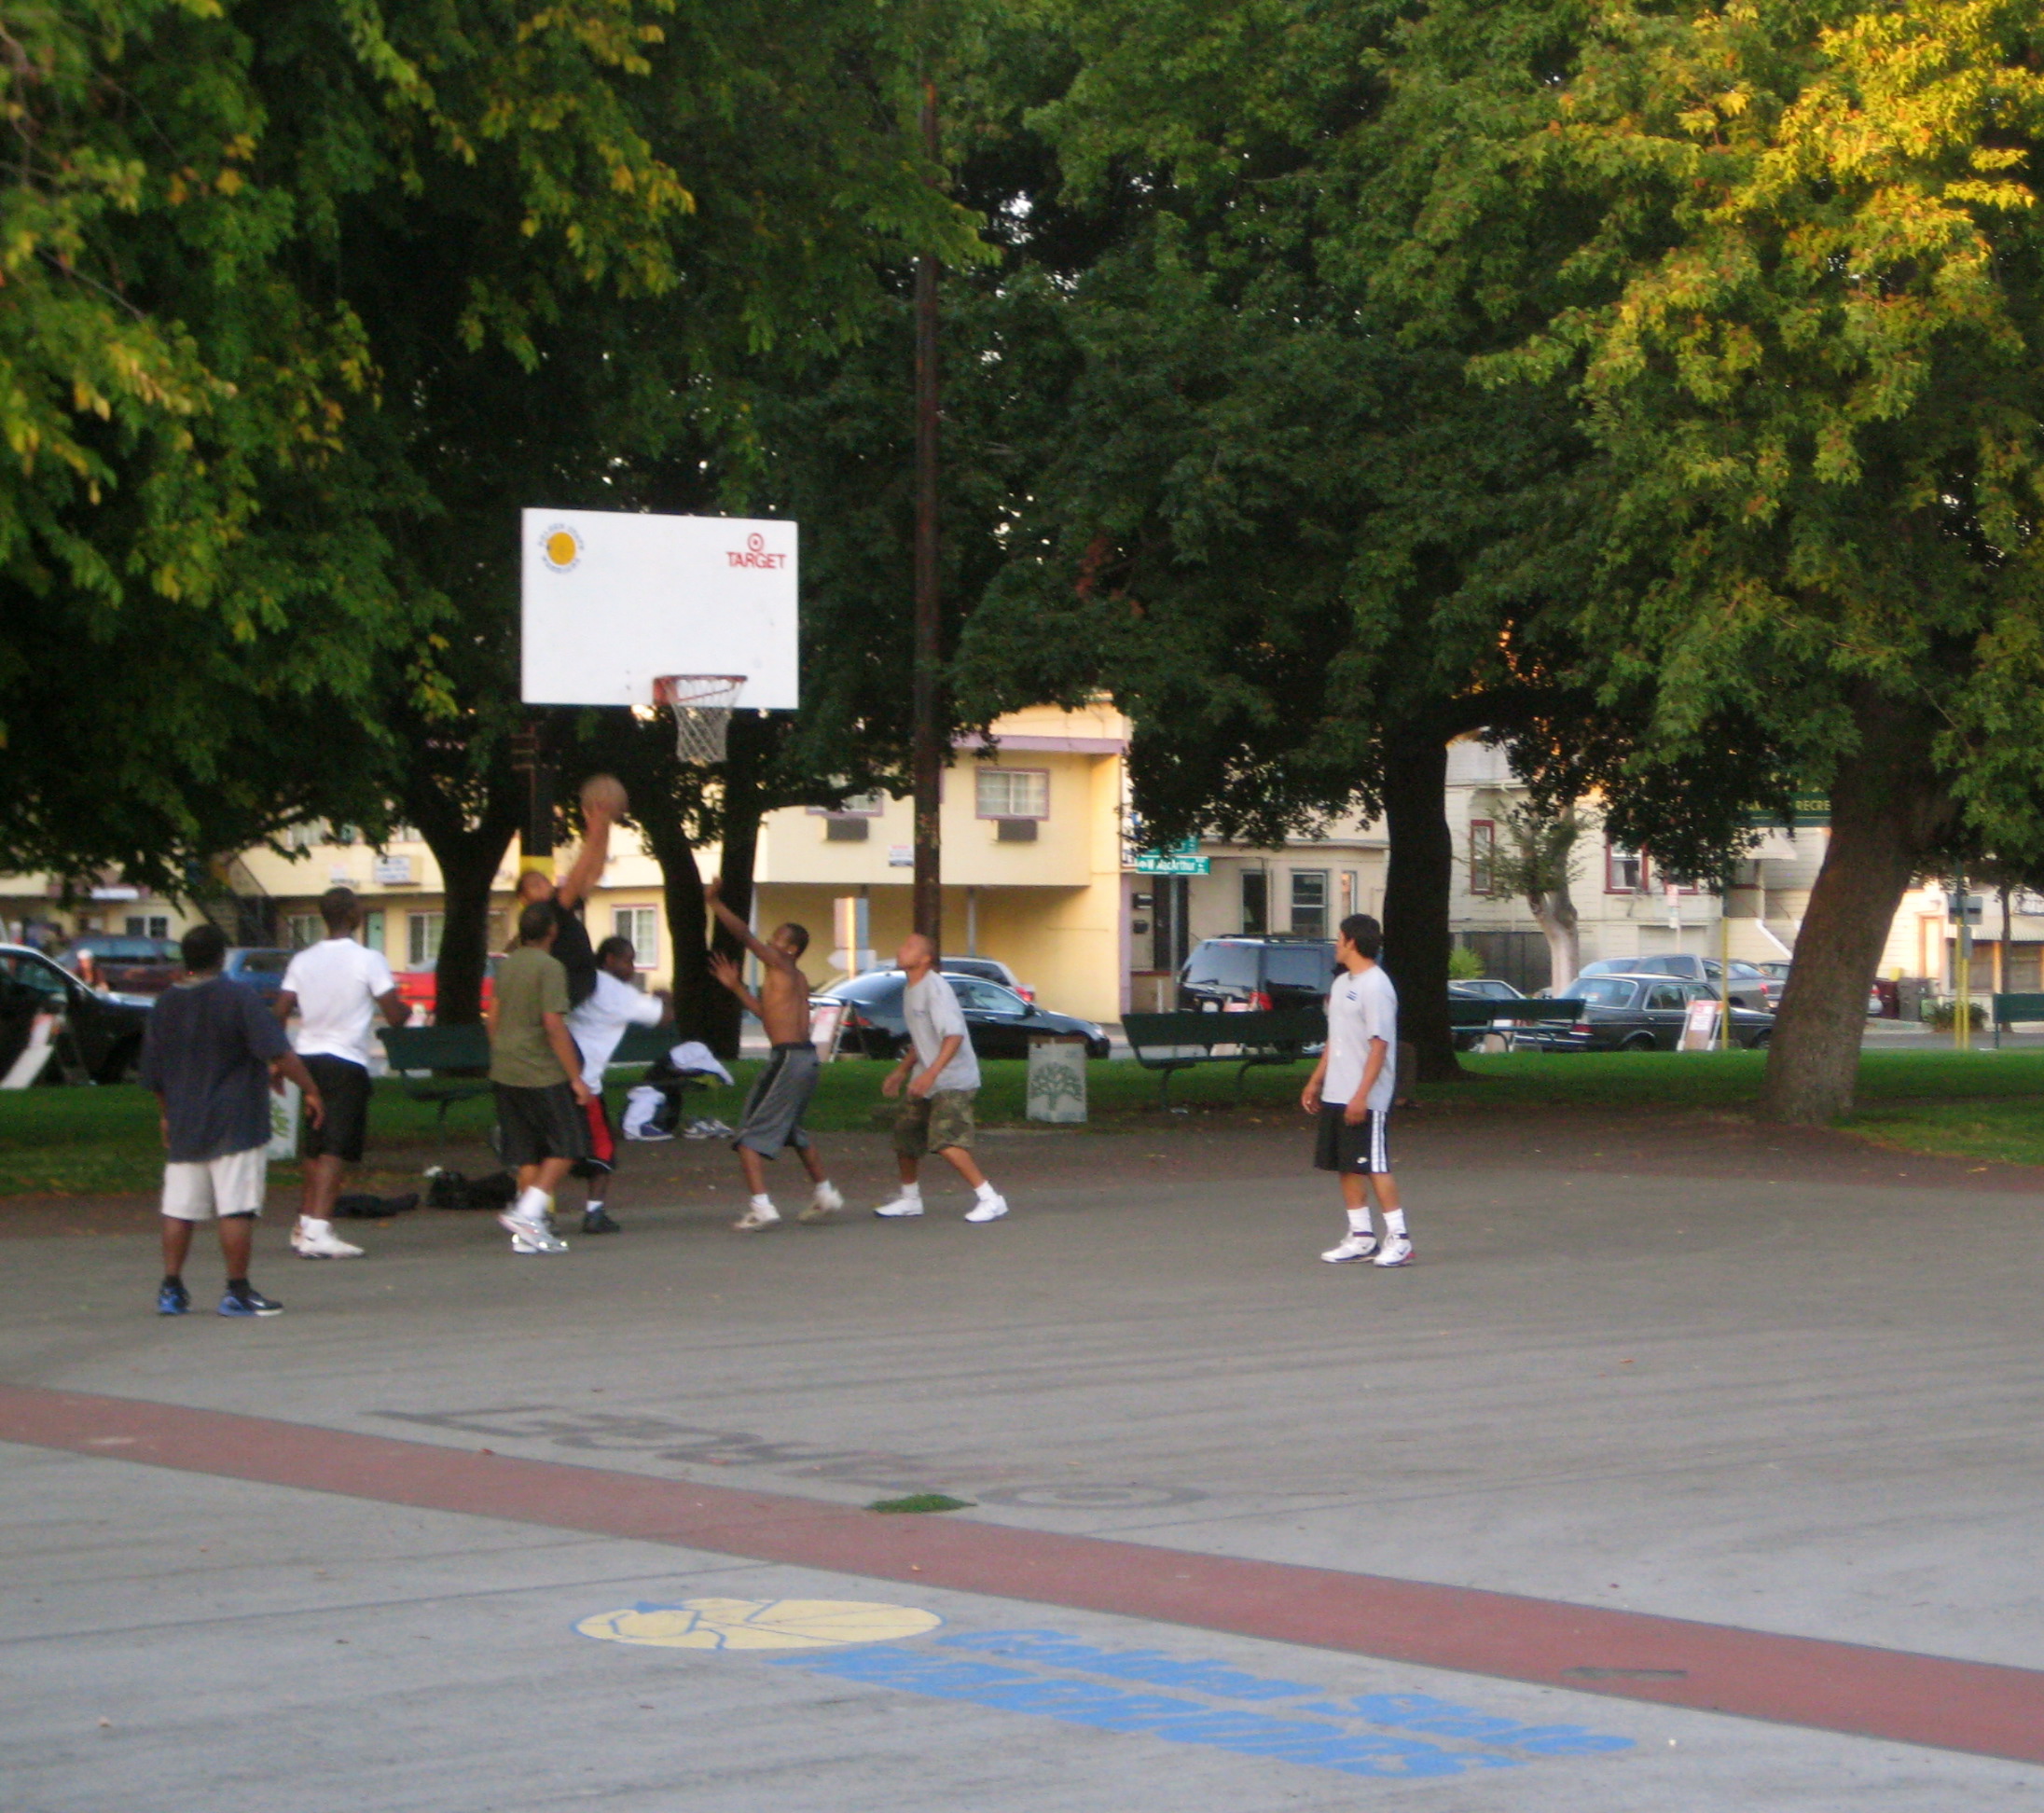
<box><xmin>704</xmin><ymin>879</ymin><xmax>842</xmax><ymax>1231</ymax></box>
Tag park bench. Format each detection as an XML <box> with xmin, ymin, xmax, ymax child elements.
<box><xmin>1991</xmin><ymin>992</ymin><xmax>2044</xmax><ymax>1047</ymax></box>
<box><xmin>1121</xmin><ymin>1009</ymin><xmax>1328</xmax><ymax>1109</ymax></box>
<box><xmin>378</xmin><ymin>1022</ymin><xmax>680</xmax><ymax>1128</ymax></box>
<box><xmin>1450</xmin><ymin>996</ymin><xmax>1588</xmax><ymax>1047</ymax></box>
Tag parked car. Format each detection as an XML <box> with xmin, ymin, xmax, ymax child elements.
<box><xmin>1755</xmin><ymin>959</ymin><xmax>1887</xmax><ymax>1017</ymax></box>
<box><xmin>815</xmin><ymin>969</ymin><xmax>1111</xmax><ymax>1060</ymax></box>
<box><xmin>1576</xmin><ymin>953</ymin><xmax>1775</xmax><ymax>1011</ymax></box>
<box><xmin>1519</xmin><ymin>974</ymin><xmax>1775</xmax><ymax>1052</ymax></box>
<box><xmin>222</xmin><ymin>948</ymin><xmax>296</xmax><ymax>1005</ymax></box>
<box><xmin>1448</xmin><ymin>976</ymin><xmax>1526</xmax><ymax>1051</ymax></box>
<box><xmin>59</xmin><ymin>934</ymin><xmax>182</xmax><ymax>996</ymax></box>
<box><xmin>1178</xmin><ymin>936</ymin><xmax>1336</xmax><ymax>1012</ymax></box>
<box><xmin>0</xmin><ymin>944</ymin><xmax>153</xmax><ymax>1083</ymax></box>
<box><xmin>935</xmin><ymin>954</ymin><xmax>1034</xmax><ymax>1003</ymax></box>
<box><xmin>394</xmin><ymin>955</ymin><xmax>500</xmax><ymax>1023</ymax></box>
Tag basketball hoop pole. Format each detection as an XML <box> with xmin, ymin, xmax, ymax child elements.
<box><xmin>510</xmin><ymin>721</ymin><xmax>554</xmax><ymax>879</ymax></box>
<box><xmin>911</xmin><ymin>73</ymin><xmax>944</xmax><ymax>950</ymax></box>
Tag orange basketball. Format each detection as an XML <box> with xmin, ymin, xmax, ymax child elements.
<box><xmin>580</xmin><ymin>772</ymin><xmax>628</xmax><ymax>817</ymax></box>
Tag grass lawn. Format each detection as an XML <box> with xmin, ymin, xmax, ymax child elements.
<box><xmin>4</xmin><ymin>1048</ymin><xmax>2043</xmax><ymax>1196</ymax></box>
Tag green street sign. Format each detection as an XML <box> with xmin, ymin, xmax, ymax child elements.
<box><xmin>1744</xmin><ymin>795</ymin><xmax>1830</xmax><ymax>828</ymax></box>
<box><xmin>1132</xmin><ymin>851</ymin><xmax>1210</xmax><ymax>875</ymax></box>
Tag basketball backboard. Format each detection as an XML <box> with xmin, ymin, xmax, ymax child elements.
<box><xmin>520</xmin><ymin>508</ymin><xmax>799</xmax><ymax>710</ymax></box>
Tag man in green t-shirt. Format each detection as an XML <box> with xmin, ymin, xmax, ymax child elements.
<box><xmin>487</xmin><ymin>902</ymin><xmax>594</xmax><ymax>1254</ymax></box>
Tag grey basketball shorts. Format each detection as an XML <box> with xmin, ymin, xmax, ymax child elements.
<box><xmin>734</xmin><ymin>1043</ymin><xmax>821</xmax><ymax>1157</ymax></box>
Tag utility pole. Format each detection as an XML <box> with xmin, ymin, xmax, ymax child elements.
<box><xmin>911</xmin><ymin>76</ymin><xmax>944</xmax><ymax>951</ymax></box>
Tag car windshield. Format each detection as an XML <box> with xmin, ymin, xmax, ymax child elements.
<box><xmin>2</xmin><ymin>953</ymin><xmax>69</xmax><ymax>997</ymax></box>
<box><xmin>950</xmin><ymin>977</ymin><xmax>1026</xmax><ymax>1013</ymax></box>
<box><xmin>1577</xmin><ymin>978</ymin><xmax>1637</xmax><ymax>1007</ymax></box>
<box><xmin>1264</xmin><ymin>944</ymin><xmax>1335</xmax><ymax>988</ymax></box>
<box><xmin>1183</xmin><ymin>943</ymin><xmax>1258</xmax><ymax>989</ymax></box>
<box><xmin>236</xmin><ymin>951</ymin><xmax>292</xmax><ymax>974</ymax></box>
<box><xmin>826</xmin><ymin>971</ymin><xmax>905</xmax><ymax>1005</ymax></box>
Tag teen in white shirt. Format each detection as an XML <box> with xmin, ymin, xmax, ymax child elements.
<box><xmin>275</xmin><ymin>888</ymin><xmax>407</xmax><ymax>1259</ymax></box>
<box><xmin>1301</xmin><ymin>914</ymin><xmax>1413</xmax><ymax>1267</ymax></box>
<box><xmin>561</xmin><ymin>936</ymin><xmax>669</xmax><ymax>1233</ymax></box>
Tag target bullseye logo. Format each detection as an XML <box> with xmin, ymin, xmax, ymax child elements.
<box><xmin>726</xmin><ymin>530</ymin><xmax>788</xmax><ymax>571</ymax></box>
<box><xmin>540</xmin><ymin>524</ymin><xmax>583</xmax><ymax>572</ymax></box>
<box><xmin>573</xmin><ymin>1597</ymin><xmax>942</xmax><ymax>1651</ymax></box>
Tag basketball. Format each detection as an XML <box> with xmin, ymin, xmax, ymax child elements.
<box><xmin>580</xmin><ymin>772</ymin><xmax>628</xmax><ymax>817</ymax></box>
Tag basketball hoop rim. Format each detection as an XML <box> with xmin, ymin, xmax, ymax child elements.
<box><xmin>653</xmin><ymin>673</ymin><xmax>747</xmax><ymax>708</ymax></box>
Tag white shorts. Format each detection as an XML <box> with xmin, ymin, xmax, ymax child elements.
<box><xmin>161</xmin><ymin>1146</ymin><xmax>269</xmax><ymax>1222</ymax></box>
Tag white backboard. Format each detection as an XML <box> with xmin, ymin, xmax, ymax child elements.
<box><xmin>520</xmin><ymin>508</ymin><xmax>799</xmax><ymax>710</ymax></box>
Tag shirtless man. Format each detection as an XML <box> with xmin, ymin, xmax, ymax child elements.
<box><xmin>705</xmin><ymin>879</ymin><xmax>842</xmax><ymax>1232</ymax></box>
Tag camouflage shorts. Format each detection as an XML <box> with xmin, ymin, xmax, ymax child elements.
<box><xmin>893</xmin><ymin>1088</ymin><xmax>976</xmax><ymax>1157</ymax></box>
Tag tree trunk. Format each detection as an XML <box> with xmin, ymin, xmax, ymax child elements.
<box><xmin>410</xmin><ymin>796</ymin><xmax>519</xmax><ymax>1027</ymax></box>
<box><xmin>1531</xmin><ymin>886</ymin><xmax>1580</xmax><ymax>992</ymax></box>
<box><xmin>642</xmin><ymin>814</ymin><xmax>712</xmax><ymax>1044</ymax></box>
<box><xmin>1758</xmin><ymin>704</ymin><xmax>1953</xmax><ymax>1123</ymax></box>
<box><xmin>702</xmin><ymin>717</ymin><xmax>769</xmax><ymax>1060</ymax></box>
<box><xmin>1380</xmin><ymin>734</ymin><xmax>1459</xmax><ymax>1081</ymax></box>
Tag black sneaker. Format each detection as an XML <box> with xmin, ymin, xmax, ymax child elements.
<box><xmin>581</xmin><ymin>1209</ymin><xmax>622</xmax><ymax>1235</ymax></box>
<box><xmin>156</xmin><ymin>1279</ymin><xmax>189</xmax><ymax>1316</ymax></box>
<box><xmin>216</xmin><ymin>1285</ymin><xmax>283</xmax><ymax>1318</ymax></box>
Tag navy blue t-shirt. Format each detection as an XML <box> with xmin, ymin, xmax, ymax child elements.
<box><xmin>139</xmin><ymin>975</ymin><xmax>290</xmax><ymax>1161</ymax></box>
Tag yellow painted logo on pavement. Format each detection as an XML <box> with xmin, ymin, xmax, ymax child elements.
<box><xmin>574</xmin><ymin>1598</ymin><xmax>942</xmax><ymax>1652</ymax></box>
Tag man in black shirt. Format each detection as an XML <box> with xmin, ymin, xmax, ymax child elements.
<box><xmin>139</xmin><ymin>923</ymin><xmax>325</xmax><ymax>1318</ymax></box>
<box><xmin>510</xmin><ymin>789</ymin><xmax>617</xmax><ymax>1008</ymax></box>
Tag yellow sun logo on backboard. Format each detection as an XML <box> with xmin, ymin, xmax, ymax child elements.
<box><xmin>540</xmin><ymin>524</ymin><xmax>583</xmax><ymax>572</ymax></box>
<box><xmin>573</xmin><ymin>1598</ymin><xmax>942</xmax><ymax>1652</ymax></box>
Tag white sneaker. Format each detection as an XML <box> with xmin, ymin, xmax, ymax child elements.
<box><xmin>1373</xmin><ymin>1236</ymin><xmax>1415</xmax><ymax>1268</ymax></box>
<box><xmin>963</xmin><ymin>1195</ymin><xmax>1009</xmax><ymax>1224</ymax></box>
<box><xmin>873</xmin><ymin>1196</ymin><xmax>924</xmax><ymax>1219</ymax></box>
<box><xmin>498</xmin><ymin>1211</ymin><xmax>567</xmax><ymax>1254</ymax></box>
<box><xmin>1321</xmin><ymin>1234</ymin><xmax>1379</xmax><ymax>1264</ymax></box>
<box><xmin>296</xmin><ymin>1226</ymin><xmax>365</xmax><ymax>1260</ymax></box>
<box><xmin>799</xmin><ymin>1183</ymin><xmax>844</xmax><ymax>1225</ymax></box>
<box><xmin>732</xmin><ymin>1202</ymin><xmax>781</xmax><ymax>1232</ymax></box>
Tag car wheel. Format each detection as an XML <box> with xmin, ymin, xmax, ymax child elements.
<box><xmin>1620</xmin><ymin>1033</ymin><xmax>1656</xmax><ymax>1053</ymax></box>
<box><xmin>1747</xmin><ymin>1029</ymin><xmax>1771</xmax><ymax>1050</ymax></box>
<box><xmin>94</xmin><ymin>1038</ymin><xmax>141</xmax><ymax>1086</ymax></box>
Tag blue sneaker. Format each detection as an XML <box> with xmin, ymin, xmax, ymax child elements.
<box><xmin>156</xmin><ymin>1279</ymin><xmax>189</xmax><ymax>1316</ymax></box>
<box><xmin>216</xmin><ymin>1285</ymin><xmax>283</xmax><ymax>1318</ymax></box>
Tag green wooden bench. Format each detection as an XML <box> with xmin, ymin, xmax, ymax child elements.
<box><xmin>1121</xmin><ymin>1009</ymin><xmax>1328</xmax><ymax>1109</ymax></box>
<box><xmin>378</xmin><ymin>1022</ymin><xmax>679</xmax><ymax>1128</ymax></box>
<box><xmin>1449</xmin><ymin>996</ymin><xmax>1589</xmax><ymax>1046</ymax></box>
<box><xmin>1991</xmin><ymin>992</ymin><xmax>2044</xmax><ymax>1046</ymax></box>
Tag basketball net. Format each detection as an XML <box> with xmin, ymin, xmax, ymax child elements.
<box><xmin>654</xmin><ymin>675</ymin><xmax>745</xmax><ymax>766</ymax></box>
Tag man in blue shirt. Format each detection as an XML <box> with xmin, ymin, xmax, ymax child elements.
<box><xmin>139</xmin><ymin>923</ymin><xmax>325</xmax><ymax>1317</ymax></box>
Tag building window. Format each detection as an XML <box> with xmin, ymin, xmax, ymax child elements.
<box><xmin>1290</xmin><ymin>870</ymin><xmax>1329</xmax><ymax>938</ymax></box>
<box><xmin>1606</xmin><ymin>847</ymin><xmax>1649</xmax><ymax>893</ymax></box>
<box><xmin>407</xmin><ymin>912</ymin><xmax>444</xmax><ymax>968</ymax></box>
<box><xmin>361</xmin><ymin>909</ymin><xmax>386</xmax><ymax>956</ymax></box>
<box><xmin>127</xmin><ymin>914</ymin><xmax>171</xmax><ymax>939</ymax></box>
<box><xmin>1242</xmin><ymin>869</ymin><xmax>1268</xmax><ymax>935</ymax></box>
<box><xmin>975</xmin><ymin>768</ymin><xmax>1049</xmax><ymax>820</ymax></box>
<box><xmin>810</xmin><ymin>791</ymin><xmax>886</xmax><ymax>817</ymax></box>
<box><xmin>1470</xmin><ymin>821</ymin><xmax>1497</xmax><ymax>895</ymax></box>
<box><xmin>612</xmin><ymin>906</ymin><xmax>659</xmax><ymax>968</ymax></box>
<box><xmin>286</xmin><ymin>913</ymin><xmax>323</xmax><ymax>949</ymax></box>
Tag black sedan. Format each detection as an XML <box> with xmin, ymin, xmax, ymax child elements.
<box><xmin>816</xmin><ymin>969</ymin><xmax>1111</xmax><ymax>1060</ymax></box>
<box><xmin>0</xmin><ymin>944</ymin><xmax>153</xmax><ymax>1083</ymax></box>
<box><xmin>1519</xmin><ymin>974</ymin><xmax>1775</xmax><ymax>1052</ymax></box>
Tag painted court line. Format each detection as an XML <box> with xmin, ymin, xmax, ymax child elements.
<box><xmin>4</xmin><ymin>1384</ymin><xmax>2041</xmax><ymax>1766</ymax></box>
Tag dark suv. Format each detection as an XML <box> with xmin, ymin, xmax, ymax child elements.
<box><xmin>1178</xmin><ymin>937</ymin><xmax>1336</xmax><ymax>1011</ymax></box>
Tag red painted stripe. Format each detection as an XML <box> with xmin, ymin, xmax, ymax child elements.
<box><xmin>5</xmin><ymin>1383</ymin><xmax>2040</xmax><ymax>1764</ymax></box>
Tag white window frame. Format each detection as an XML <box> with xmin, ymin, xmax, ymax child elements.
<box><xmin>407</xmin><ymin>911</ymin><xmax>444</xmax><ymax>968</ymax></box>
<box><xmin>611</xmin><ymin>905</ymin><xmax>660</xmax><ymax>969</ymax></box>
<box><xmin>1289</xmin><ymin>869</ymin><xmax>1329</xmax><ymax>935</ymax></box>
<box><xmin>809</xmin><ymin>791</ymin><xmax>887</xmax><ymax>818</ymax></box>
<box><xmin>1469</xmin><ymin>820</ymin><xmax>1497</xmax><ymax>895</ymax></box>
<box><xmin>975</xmin><ymin>768</ymin><xmax>1050</xmax><ymax>821</ymax></box>
<box><xmin>1606</xmin><ymin>846</ymin><xmax>1649</xmax><ymax>894</ymax></box>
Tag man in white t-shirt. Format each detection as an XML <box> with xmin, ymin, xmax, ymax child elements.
<box><xmin>874</xmin><ymin>934</ymin><xmax>1009</xmax><ymax>1225</ymax></box>
<box><xmin>1302</xmin><ymin>913</ymin><xmax>1413</xmax><ymax>1267</ymax></box>
<box><xmin>564</xmin><ymin>935</ymin><xmax>669</xmax><ymax>1234</ymax></box>
<box><xmin>275</xmin><ymin>888</ymin><xmax>408</xmax><ymax>1259</ymax></box>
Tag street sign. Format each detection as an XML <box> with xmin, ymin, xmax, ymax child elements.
<box><xmin>1947</xmin><ymin>893</ymin><xmax>1984</xmax><ymax>925</ymax></box>
<box><xmin>1743</xmin><ymin>795</ymin><xmax>1830</xmax><ymax>829</ymax></box>
<box><xmin>1130</xmin><ymin>837</ymin><xmax>1209</xmax><ymax>875</ymax></box>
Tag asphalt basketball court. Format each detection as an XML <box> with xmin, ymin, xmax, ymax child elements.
<box><xmin>3</xmin><ymin>1113</ymin><xmax>2041</xmax><ymax>1810</ymax></box>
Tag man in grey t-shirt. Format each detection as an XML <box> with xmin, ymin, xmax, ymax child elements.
<box><xmin>874</xmin><ymin>934</ymin><xmax>1009</xmax><ymax>1224</ymax></box>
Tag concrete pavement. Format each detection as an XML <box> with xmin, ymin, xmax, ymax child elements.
<box><xmin>3</xmin><ymin>1119</ymin><xmax>2041</xmax><ymax>1808</ymax></box>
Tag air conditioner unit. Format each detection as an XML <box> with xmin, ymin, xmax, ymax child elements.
<box><xmin>824</xmin><ymin>817</ymin><xmax>870</xmax><ymax>842</ymax></box>
<box><xmin>996</xmin><ymin>818</ymin><xmax>1039</xmax><ymax>843</ymax></box>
